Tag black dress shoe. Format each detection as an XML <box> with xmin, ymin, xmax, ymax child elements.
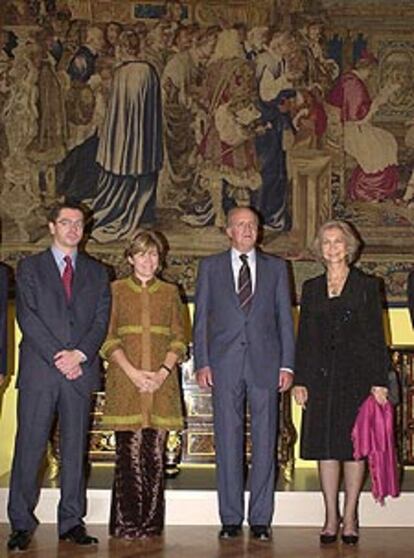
<box><xmin>7</xmin><ymin>530</ymin><xmax>32</xmax><ymax>551</ymax></box>
<box><xmin>250</xmin><ymin>525</ymin><xmax>271</xmax><ymax>541</ymax></box>
<box><xmin>59</xmin><ymin>524</ymin><xmax>98</xmax><ymax>545</ymax></box>
<box><xmin>218</xmin><ymin>524</ymin><xmax>242</xmax><ymax>539</ymax></box>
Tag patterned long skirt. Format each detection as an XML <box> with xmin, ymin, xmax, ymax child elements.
<box><xmin>110</xmin><ymin>428</ymin><xmax>167</xmax><ymax>539</ymax></box>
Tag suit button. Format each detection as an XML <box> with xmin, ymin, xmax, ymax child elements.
<box><xmin>241</xmin><ymin>341</ymin><xmax>246</xmax><ymax>346</ymax></box>
<box><xmin>70</xmin><ymin>321</ymin><xmax>74</xmax><ymax>326</ymax></box>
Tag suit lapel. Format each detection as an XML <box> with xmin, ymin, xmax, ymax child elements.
<box><xmin>44</xmin><ymin>249</ymin><xmax>67</xmax><ymax>299</ymax></box>
<box><xmin>71</xmin><ymin>253</ymin><xmax>88</xmax><ymax>301</ymax></box>
<box><xmin>249</xmin><ymin>251</ymin><xmax>264</xmax><ymax>315</ymax></box>
<box><xmin>222</xmin><ymin>250</ymin><xmax>242</xmax><ymax>310</ymax></box>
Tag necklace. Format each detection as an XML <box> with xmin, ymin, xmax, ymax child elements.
<box><xmin>327</xmin><ymin>268</ymin><xmax>349</xmax><ymax>297</ymax></box>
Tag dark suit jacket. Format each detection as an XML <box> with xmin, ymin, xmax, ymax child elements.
<box><xmin>16</xmin><ymin>249</ymin><xmax>111</xmax><ymax>394</ymax></box>
<box><xmin>0</xmin><ymin>263</ymin><xmax>9</xmax><ymax>375</ymax></box>
<box><xmin>194</xmin><ymin>249</ymin><xmax>295</xmax><ymax>389</ymax></box>
<box><xmin>408</xmin><ymin>271</ymin><xmax>414</xmax><ymax>327</ymax></box>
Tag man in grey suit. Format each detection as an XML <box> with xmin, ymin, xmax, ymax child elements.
<box><xmin>7</xmin><ymin>201</ymin><xmax>111</xmax><ymax>551</ymax></box>
<box><xmin>194</xmin><ymin>207</ymin><xmax>295</xmax><ymax>541</ymax></box>
<box><xmin>0</xmin><ymin>262</ymin><xmax>9</xmax><ymax>384</ymax></box>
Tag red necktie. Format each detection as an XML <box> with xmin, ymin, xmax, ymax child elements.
<box><xmin>62</xmin><ymin>255</ymin><xmax>73</xmax><ymax>301</ymax></box>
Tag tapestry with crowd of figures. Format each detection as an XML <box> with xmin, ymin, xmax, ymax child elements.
<box><xmin>0</xmin><ymin>0</ymin><xmax>414</xmax><ymax>300</ymax></box>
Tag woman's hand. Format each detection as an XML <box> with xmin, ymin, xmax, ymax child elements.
<box><xmin>128</xmin><ymin>368</ymin><xmax>157</xmax><ymax>392</ymax></box>
<box><xmin>293</xmin><ymin>386</ymin><xmax>308</xmax><ymax>408</ymax></box>
<box><xmin>371</xmin><ymin>386</ymin><xmax>388</xmax><ymax>406</ymax></box>
<box><xmin>142</xmin><ymin>368</ymin><xmax>169</xmax><ymax>393</ymax></box>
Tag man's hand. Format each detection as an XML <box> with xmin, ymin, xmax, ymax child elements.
<box><xmin>65</xmin><ymin>365</ymin><xmax>83</xmax><ymax>380</ymax></box>
<box><xmin>0</xmin><ymin>374</ymin><xmax>4</xmax><ymax>386</ymax></box>
<box><xmin>278</xmin><ymin>369</ymin><xmax>293</xmax><ymax>392</ymax></box>
<box><xmin>54</xmin><ymin>350</ymin><xmax>84</xmax><ymax>375</ymax></box>
<box><xmin>196</xmin><ymin>366</ymin><xmax>214</xmax><ymax>389</ymax></box>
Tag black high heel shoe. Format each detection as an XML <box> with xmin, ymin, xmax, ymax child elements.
<box><xmin>341</xmin><ymin>519</ymin><xmax>359</xmax><ymax>545</ymax></box>
<box><xmin>320</xmin><ymin>532</ymin><xmax>338</xmax><ymax>544</ymax></box>
<box><xmin>341</xmin><ymin>532</ymin><xmax>359</xmax><ymax>545</ymax></box>
<box><xmin>319</xmin><ymin>518</ymin><xmax>341</xmax><ymax>545</ymax></box>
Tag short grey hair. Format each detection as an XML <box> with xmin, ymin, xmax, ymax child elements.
<box><xmin>226</xmin><ymin>207</ymin><xmax>259</xmax><ymax>228</ymax></box>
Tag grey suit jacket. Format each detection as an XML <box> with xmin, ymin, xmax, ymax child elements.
<box><xmin>16</xmin><ymin>249</ymin><xmax>111</xmax><ymax>394</ymax></box>
<box><xmin>194</xmin><ymin>249</ymin><xmax>295</xmax><ymax>389</ymax></box>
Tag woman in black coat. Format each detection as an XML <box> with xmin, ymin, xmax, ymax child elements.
<box><xmin>293</xmin><ymin>220</ymin><xmax>389</xmax><ymax>545</ymax></box>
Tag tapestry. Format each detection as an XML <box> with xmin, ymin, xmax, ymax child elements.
<box><xmin>0</xmin><ymin>0</ymin><xmax>413</xmax><ymax>300</ymax></box>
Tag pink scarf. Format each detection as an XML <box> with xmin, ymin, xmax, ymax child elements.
<box><xmin>352</xmin><ymin>395</ymin><xmax>399</xmax><ymax>504</ymax></box>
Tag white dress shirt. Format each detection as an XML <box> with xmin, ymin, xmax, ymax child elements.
<box><xmin>231</xmin><ymin>247</ymin><xmax>256</xmax><ymax>293</ymax></box>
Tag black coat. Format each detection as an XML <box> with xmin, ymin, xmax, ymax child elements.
<box><xmin>294</xmin><ymin>267</ymin><xmax>388</xmax><ymax>460</ymax></box>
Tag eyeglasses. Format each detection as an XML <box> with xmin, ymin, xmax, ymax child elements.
<box><xmin>56</xmin><ymin>219</ymin><xmax>84</xmax><ymax>229</ymax></box>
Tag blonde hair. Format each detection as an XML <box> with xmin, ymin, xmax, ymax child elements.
<box><xmin>125</xmin><ymin>229</ymin><xmax>166</xmax><ymax>271</ymax></box>
<box><xmin>313</xmin><ymin>220</ymin><xmax>361</xmax><ymax>264</ymax></box>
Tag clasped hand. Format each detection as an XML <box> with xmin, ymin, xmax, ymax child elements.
<box><xmin>54</xmin><ymin>350</ymin><xmax>83</xmax><ymax>380</ymax></box>
<box><xmin>129</xmin><ymin>368</ymin><xmax>168</xmax><ymax>392</ymax></box>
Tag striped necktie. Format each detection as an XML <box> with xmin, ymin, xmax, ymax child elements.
<box><xmin>238</xmin><ymin>254</ymin><xmax>252</xmax><ymax>312</ymax></box>
<box><xmin>62</xmin><ymin>255</ymin><xmax>74</xmax><ymax>302</ymax></box>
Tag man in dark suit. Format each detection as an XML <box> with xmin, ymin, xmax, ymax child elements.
<box><xmin>0</xmin><ymin>262</ymin><xmax>9</xmax><ymax>384</ymax></box>
<box><xmin>7</xmin><ymin>201</ymin><xmax>111</xmax><ymax>551</ymax></box>
<box><xmin>408</xmin><ymin>270</ymin><xmax>414</xmax><ymax>326</ymax></box>
<box><xmin>193</xmin><ymin>207</ymin><xmax>295</xmax><ymax>541</ymax></box>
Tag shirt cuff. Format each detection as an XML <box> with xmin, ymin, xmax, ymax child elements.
<box><xmin>75</xmin><ymin>350</ymin><xmax>87</xmax><ymax>363</ymax></box>
<box><xmin>280</xmin><ymin>368</ymin><xmax>294</xmax><ymax>375</ymax></box>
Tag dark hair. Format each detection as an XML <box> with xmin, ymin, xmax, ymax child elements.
<box><xmin>47</xmin><ymin>200</ymin><xmax>88</xmax><ymax>224</ymax></box>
